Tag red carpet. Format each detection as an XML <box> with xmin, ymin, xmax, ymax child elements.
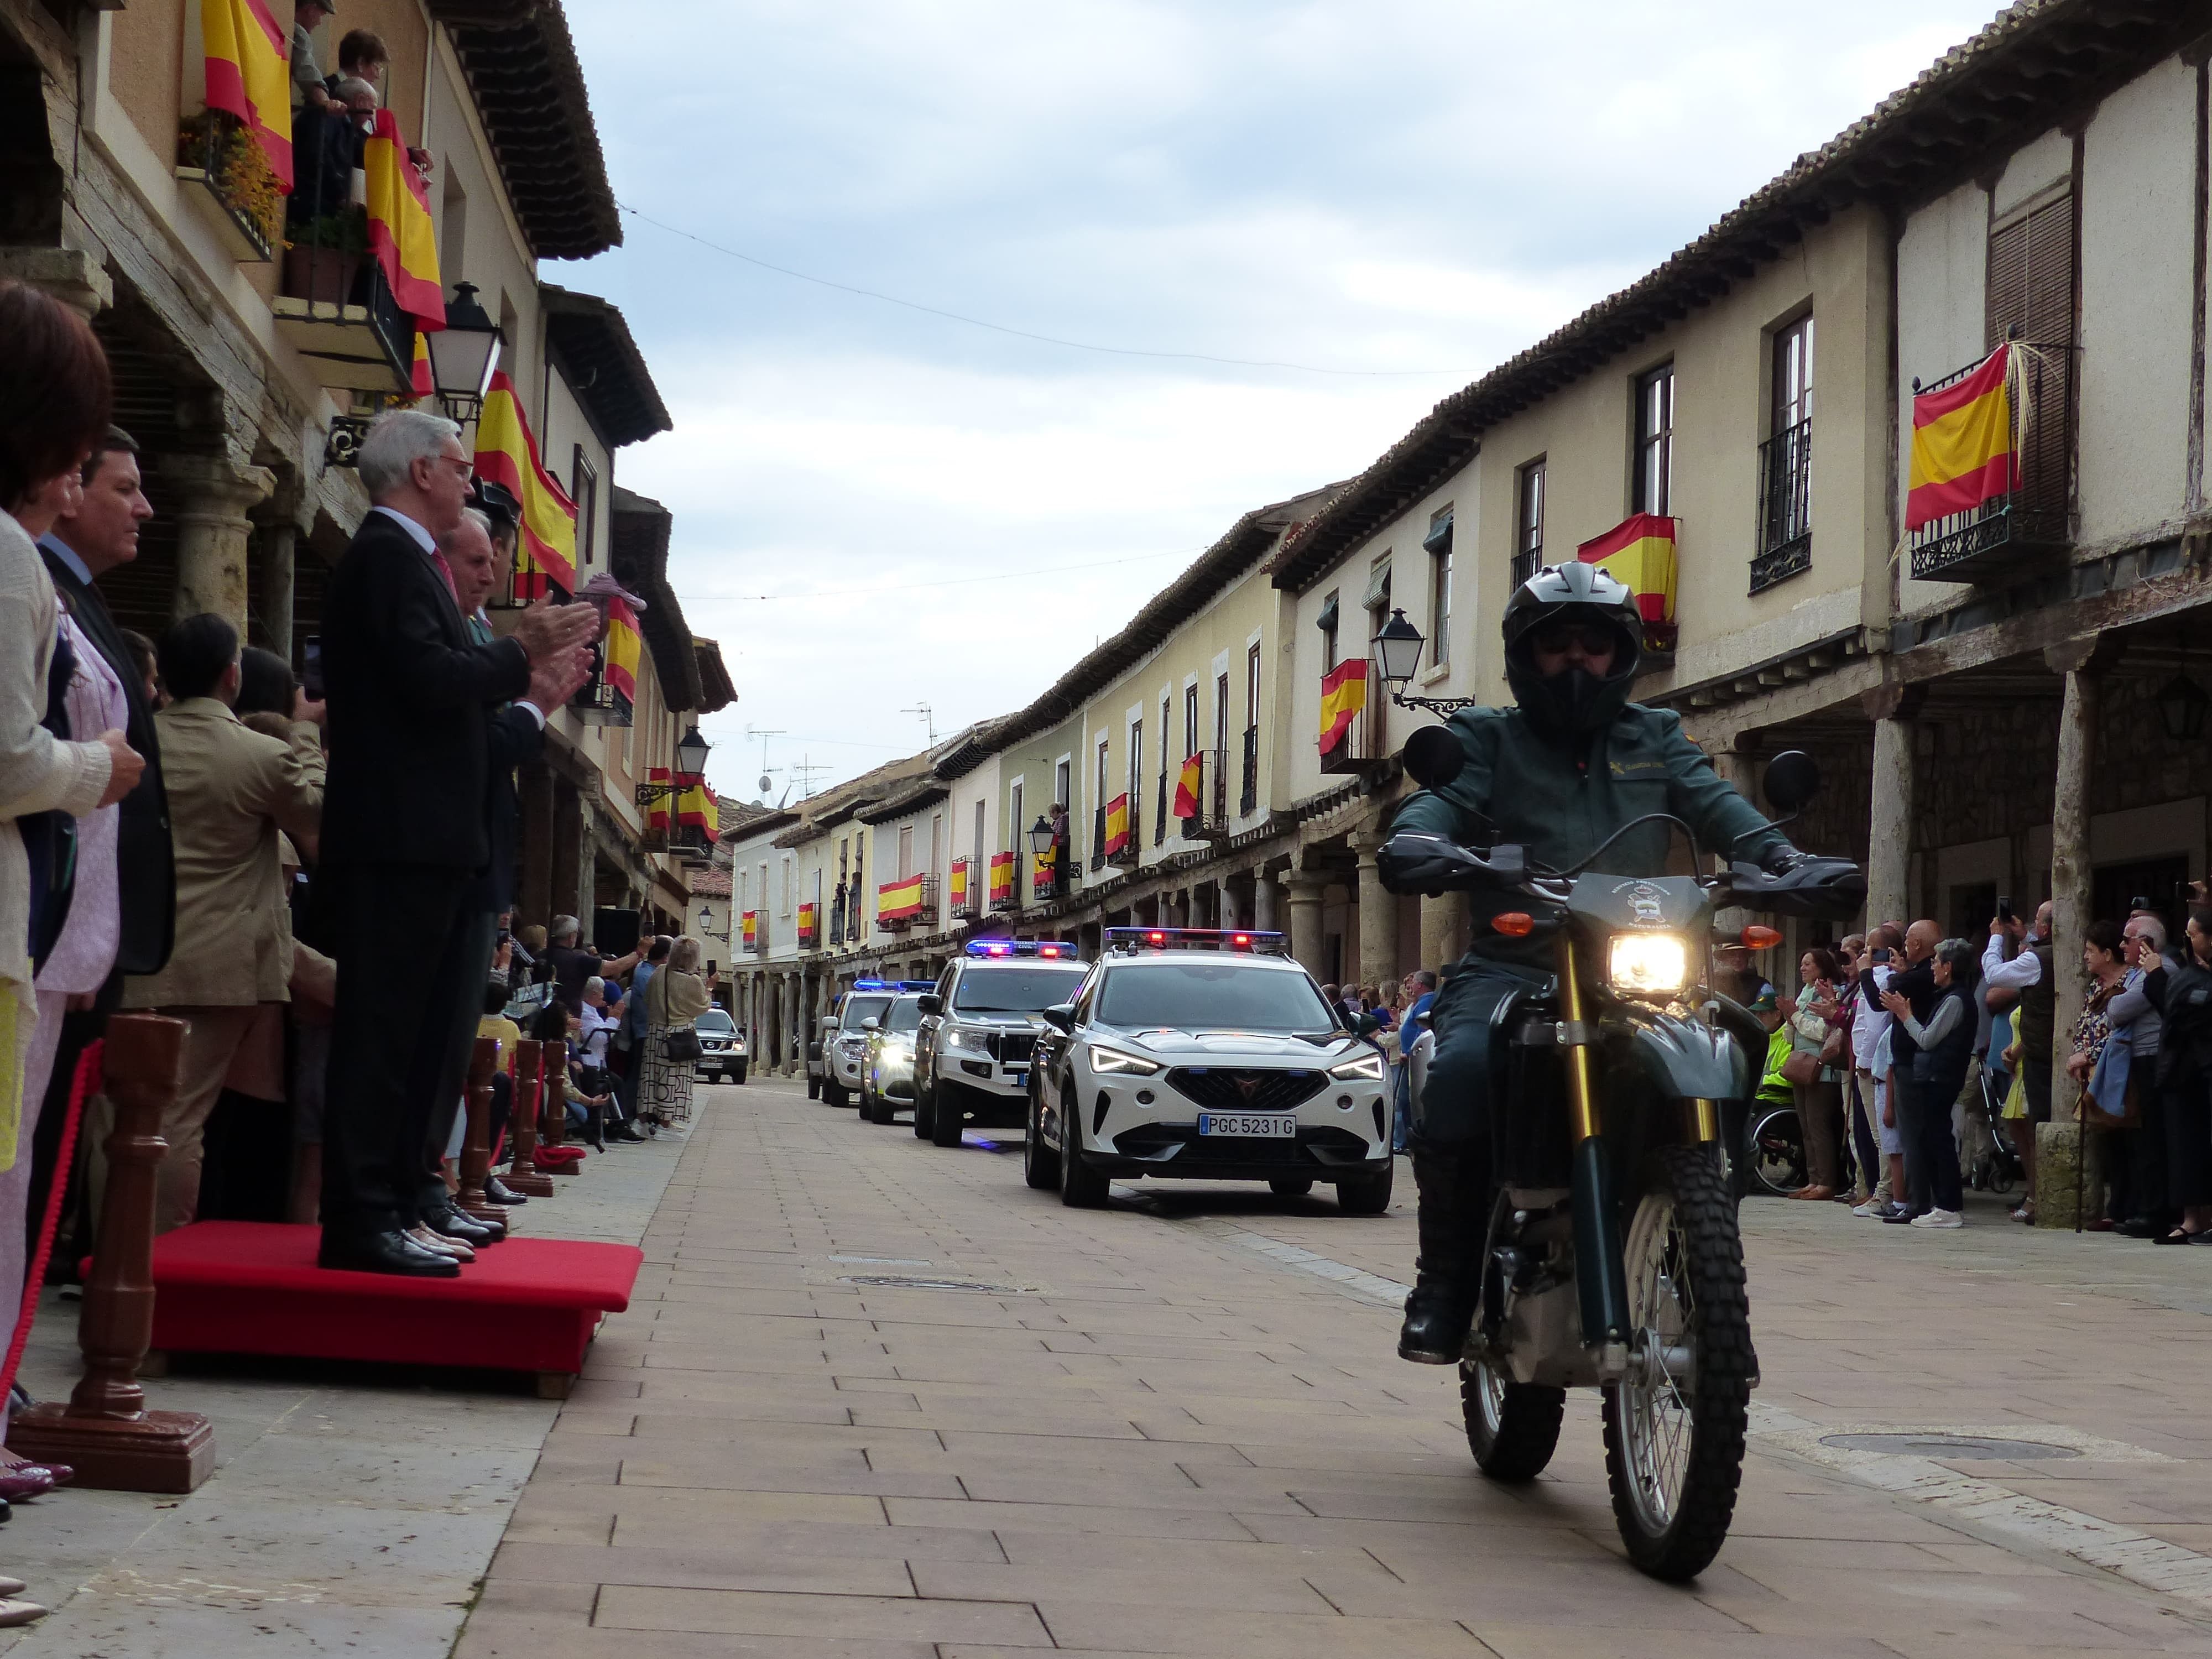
<box><xmin>147</xmin><ymin>1222</ymin><xmax>642</xmax><ymax>1381</ymax></box>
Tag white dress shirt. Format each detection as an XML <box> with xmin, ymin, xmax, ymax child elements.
<box><xmin>1982</xmin><ymin>931</ymin><xmax>2044</xmax><ymax>991</ymax></box>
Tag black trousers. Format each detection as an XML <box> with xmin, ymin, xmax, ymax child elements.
<box><xmin>2166</xmin><ymin>1073</ymin><xmax>2212</xmax><ymax>1211</ymax></box>
<box><xmin>420</xmin><ymin>908</ymin><xmax>500</xmax><ymax>1212</ymax></box>
<box><xmin>1899</xmin><ymin>1063</ymin><xmax>1965</xmax><ymax>1213</ymax></box>
<box><xmin>1416</xmin><ymin>961</ymin><xmax>1548</xmax><ymax>1145</ymax></box>
<box><xmin>321</xmin><ymin>863</ymin><xmax>477</xmax><ymax>1237</ymax></box>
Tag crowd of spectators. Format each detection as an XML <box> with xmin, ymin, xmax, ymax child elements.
<box><xmin>0</xmin><ymin>282</ymin><xmax>722</xmax><ymax>1621</ymax></box>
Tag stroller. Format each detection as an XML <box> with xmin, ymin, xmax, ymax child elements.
<box><xmin>1966</xmin><ymin>1060</ymin><xmax>2024</xmax><ymax>1195</ymax></box>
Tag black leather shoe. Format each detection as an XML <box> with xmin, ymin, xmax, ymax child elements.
<box><xmin>1397</xmin><ymin>1291</ymin><xmax>1472</xmax><ymax>1365</ymax></box>
<box><xmin>421</xmin><ymin>1205</ymin><xmax>501</xmax><ymax>1245</ymax></box>
<box><xmin>605</xmin><ymin>1123</ymin><xmax>648</xmax><ymax>1144</ymax></box>
<box><xmin>317</xmin><ymin>1229</ymin><xmax>462</xmax><ymax>1277</ymax></box>
<box><xmin>483</xmin><ymin>1176</ymin><xmax>529</xmax><ymax>1206</ymax></box>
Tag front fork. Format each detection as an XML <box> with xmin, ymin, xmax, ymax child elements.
<box><xmin>1559</xmin><ymin>938</ymin><xmax>1726</xmax><ymax>1348</ymax></box>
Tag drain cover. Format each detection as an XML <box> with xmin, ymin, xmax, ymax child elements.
<box><xmin>829</xmin><ymin>1255</ymin><xmax>932</xmax><ymax>1266</ymax></box>
<box><xmin>1820</xmin><ymin>1432</ymin><xmax>2080</xmax><ymax>1461</ymax></box>
<box><xmin>841</xmin><ymin>1274</ymin><xmax>1022</xmax><ymax>1294</ymax></box>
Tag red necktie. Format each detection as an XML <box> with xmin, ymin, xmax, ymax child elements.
<box><xmin>431</xmin><ymin>549</ymin><xmax>458</xmax><ymax>600</ymax></box>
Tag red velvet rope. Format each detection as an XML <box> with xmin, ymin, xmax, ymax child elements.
<box><xmin>0</xmin><ymin>1037</ymin><xmax>99</xmax><ymax>1403</ymax></box>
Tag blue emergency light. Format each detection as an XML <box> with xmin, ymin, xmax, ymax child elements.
<box><xmin>1103</xmin><ymin>927</ymin><xmax>1286</xmax><ymax>955</ymax></box>
<box><xmin>851</xmin><ymin>978</ymin><xmax>936</xmax><ymax>992</ymax></box>
<box><xmin>965</xmin><ymin>939</ymin><xmax>1078</xmax><ymax>959</ymax></box>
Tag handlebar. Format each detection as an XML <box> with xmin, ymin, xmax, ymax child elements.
<box><xmin>1378</xmin><ymin>831</ymin><xmax>1866</xmax><ymax>920</ymax></box>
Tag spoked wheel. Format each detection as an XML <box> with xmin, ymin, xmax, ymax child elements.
<box><xmin>1460</xmin><ymin>1357</ymin><xmax>1564</xmax><ymax>1483</ymax></box>
<box><xmin>1601</xmin><ymin>1145</ymin><xmax>1754</xmax><ymax>1583</ymax></box>
<box><xmin>1743</xmin><ymin>1104</ymin><xmax>1808</xmax><ymax>1198</ymax></box>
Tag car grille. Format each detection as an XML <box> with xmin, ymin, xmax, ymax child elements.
<box><xmin>1164</xmin><ymin>1068</ymin><xmax>1327</xmax><ymax>1113</ymax></box>
<box><xmin>988</xmin><ymin>1032</ymin><xmax>1037</xmax><ymax>1064</ymax></box>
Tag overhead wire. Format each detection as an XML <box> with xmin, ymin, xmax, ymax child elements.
<box><xmin>690</xmin><ymin>545</ymin><xmax>1193</xmax><ymax>603</ymax></box>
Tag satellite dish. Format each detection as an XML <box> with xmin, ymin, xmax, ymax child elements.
<box><xmin>758</xmin><ymin>773</ymin><xmax>773</xmax><ymax>792</ymax></box>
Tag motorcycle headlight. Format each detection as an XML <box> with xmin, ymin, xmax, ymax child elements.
<box><xmin>1328</xmin><ymin>1049</ymin><xmax>1386</xmax><ymax>1082</ymax></box>
<box><xmin>1088</xmin><ymin>1043</ymin><xmax>1161</xmax><ymax>1077</ymax></box>
<box><xmin>1609</xmin><ymin>933</ymin><xmax>1691</xmax><ymax>997</ymax></box>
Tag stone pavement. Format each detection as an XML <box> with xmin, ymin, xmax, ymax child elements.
<box><xmin>455</xmin><ymin>1076</ymin><xmax>2212</xmax><ymax>1659</ymax></box>
<box><xmin>0</xmin><ymin>1120</ymin><xmax>687</xmax><ymax>1657</ymax></box>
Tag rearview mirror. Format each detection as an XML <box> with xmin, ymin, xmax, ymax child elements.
<box><xmin>1401</xmin><ymin>724</ymin><xmax>1468</xmax><ymax>790</ymax></box>
<box><xmin>916</xmin><ymin>993</ymin><xmax>942</xmax><ymax>1016</ymax></box>
<box><xmin>1761</xmin><ymin>749</ymin><xmax>1822</xmax><ymax>816</ymax></box>
<box><xmin>1040</xmin><ymin>1003</ymin><xmax>1076</xmax><ymax>1031</ymax></box>
<box><xmin>862</xmin><ymin>1016</ymin><xmax>880</xmax><ymax>1031</ymax></box>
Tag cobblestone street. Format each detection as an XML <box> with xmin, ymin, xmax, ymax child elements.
<box><xmin>452</xmin><ymin>1077</ymin><xmax>2212</xmax><ymax>1659</ymax></box>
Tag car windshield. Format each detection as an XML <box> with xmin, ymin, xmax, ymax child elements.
<box><xmin>884</xmin><ymin>997</ymin><xmax>924</xmax><ymax>1034</ymax></box>
<box><xmin>1097</xmin><ymin>961</ymin><xmax>1334</xmax><ymax>1033</ymax></box>
<box><xmin>841</xmin><ymin>995</ymin><xmax>891</xmax><ymax>1030</ymax></box>
<box><xmin>953</xmin><ymin>966</ymin><xmax>1088</xmax><ymax>1013</ymax></box>
<box><xmin>695</xmin><ymin>1010</ymin><xmax>734</xmax><ymax>1034</ymax></box>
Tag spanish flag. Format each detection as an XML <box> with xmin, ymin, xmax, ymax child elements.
<box><xmin>603</xmin><ymin>596</ymin><xmax>641</xmax><ymax>707</ymax></box>
<box><xmin>1577</xmin><ymin>514</ymin><xmax>1678</xmax><ymax>651</ymax></box>
<box><xmin>797</xmin><ymin>900</ymin><xmax>818</xmax><ymax>945</ymax></box>
<box><xmin>987</xmin><ymin>851</ymin><xmax>1015</xmax><ymax>905</ymax></box>
<box><xmin>1032</xmin><ymin>843</ymin><xmax>1058</xmax><ymax>893</ymax></box>
<box><xmin>473</xmin><ymin>372</ymin><xmax>578</xmax><ymax>597</ymax></box>
<box><xmin>741</xmin><ymin>911</ymin><xmax>758</xmax><ymax>950</ymax></box>
<box><xmin>645</xmin><ymin>768</ymin><xmax>671</xmax><ymax>834</ymax></box>
<box><xmin>1318</xmin><ymin>658</ymin><xmax>1368</xmax><ymax>755</ymax></box>
<box><xmin>1907</xmin><ymin>343</ymin><xmax>2015</xmax><ymax>533</ymax></box>
<box><xmin>1103</xmin><ymin>794</ymin><xmax>1130</xmax><ymax>856</ymax></box>
<box><xmin>201</xmin><ymin>0</ymin><xmax>293</xmax><ymax>190</ymax></box>
<box><xmin>676</xmin><ymin>775</ymin><xmax>719</xmax><ymax>845</ymax></box>
<box><xmin>1172</xmin><ymin>754</ymin><xmax>1204</xmax><ymax>819</ymax></box>
<box><xmin>948</xmin><ymin>859</ymin><xmax>970</xmax><ymax>912</ymax></box>
<box><xmin>879</xmin><ymin>874</ymin><xmax>926</xmax><ymax>922</ymax></box>
<box><xmin>362</xmin><ymin>109</ymin><xmax>443</xmax><ymax>331</ymax></box>
<box><xmin>410</xmin><ymin>332</ymin><xmax>433</xmax><ymax>400</ymax></box>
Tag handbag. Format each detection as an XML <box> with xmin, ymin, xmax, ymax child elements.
<box><xmin>661</xmin><ymin>1026</ymin><xmax>703</xmax><ymax>1063</ymax></box>
<box><xmin>1818</xmin><ymin>1025</ymin><xmax>1848</xmax><ymax>1069</ymax></box>
<box><xmin>1780</xmin><ymin>1048</ymin><xmax>1820</xmax><ymax>1087</ymax></box>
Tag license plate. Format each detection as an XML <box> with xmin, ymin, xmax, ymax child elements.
<box><xmin>1198</xmin><ymin>1112</ymin><xmax>1296</xmax><ymax>1139</ymax></box>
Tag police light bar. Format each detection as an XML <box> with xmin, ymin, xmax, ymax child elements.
<box><xmin>965</xmin><ymin>939</ymin><xmax>1079</xmax><ymax>959</ymax></box>
<box><xmin>851</xmin><ymin>978</ymin><xmax>935</xmax><ymax>992</ymax></box>
<box><xmin>1103</xmin><ymin>927</ymin><xmax>1286</xmax><ymax>955</ymax></box>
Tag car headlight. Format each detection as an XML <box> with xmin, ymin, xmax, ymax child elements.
<box><xmin>1328</xmin><ymin>1049</ymin><xmax>1386</xmax><ymax>1082</ymax></box>
<box><xmin>1609</xmin><ymin>933</ymin><xmax>1690</xmax><ymax>997</ymax></box>
<box><xmin>942</xmin><ymin>1027</ymin><xmax>991</xmax><ymax>1053</ymax></box>
<box><xmin>1088</xmin><ymin>1043</ymin><xmax>1161</xmax><ymax>1077</ymax></box>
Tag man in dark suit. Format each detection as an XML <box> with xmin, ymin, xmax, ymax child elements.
<box><xmin>319</xmin><ymin>410</ymin><xmax>594</xmax><ymax>1276</ymax></box>
<box><xmin>33</xmin><ymin>426</ymin><xmax>174</xmax><ymax>1266</ymax></box>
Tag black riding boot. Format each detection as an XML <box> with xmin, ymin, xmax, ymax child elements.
<box><xmin>1399</xmin><ymin>1140</ymin><xmax>1489</xmax><ymax>1364</ymax></box>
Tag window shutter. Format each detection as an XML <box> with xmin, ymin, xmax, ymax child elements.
<box><xmin>1985</xmin><ymin>193</ymin><xmax>2074</xmax><ymax>539</ymax></box>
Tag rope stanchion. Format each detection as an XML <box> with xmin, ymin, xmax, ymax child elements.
<box><xmin>0</xmin><ymin>1039</ymin><xmax>99</xmax><ymax>1404</ymax></box>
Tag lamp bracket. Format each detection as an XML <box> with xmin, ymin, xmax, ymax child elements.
<box><xmin>1390</xmin><ymin>689</ymin><xmax>1484</xmax><ymax>717</ymax></box>
<box><xmin>324</xmin><ymin>414</ymin><xmax>375</xmax><ymax>469</ymax></box>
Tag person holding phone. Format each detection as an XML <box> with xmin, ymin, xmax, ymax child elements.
<box><xmin>2141</xmin><ymin>907</ymin><xmax>2212</xmax><ymax>1243</ymax></box>
<box><xmin>1984</xmin><ymin>899</ymin><xmax>2056</xmax><ymax>1222</ymax></box>
<box><xmin>1849</xmin><ymin>925</ymin><xmax>1901</xmax><ymax>1214</ymax></box>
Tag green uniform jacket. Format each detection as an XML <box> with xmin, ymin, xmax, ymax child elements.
<box><xmin>1391</xmin><ymin>701</ymin><xmax>1784</xmax><ymax>952</ymax></box>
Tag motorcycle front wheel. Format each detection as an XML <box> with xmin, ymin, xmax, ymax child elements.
<box><xmin>1601</xmin><ymin>1144</ymin><xmax>1753</xmax><ymax>1582</ymax></box>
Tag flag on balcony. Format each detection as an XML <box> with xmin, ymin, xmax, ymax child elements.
<box><xmin>474</xmin><ymin>372</ymin><xmax>578</xmax><ymax>598</ymax></box>
<box><xmin>797</xmin><ymin>900</ymin><xmax>818</xmax><ymax>946</ymax></box>
<box><xmin>1173</xmin><ymin>754</ymin><xmax>1203</xmax><ymax>819</ymax></box>
<box><xmin>362</xmin><ymin>109</ymin><xmax>442</xmax><ymax>331</ymax></box>
<box><xmin>948</xmin><ymin>859</ymin><xmax>971</xmax><ymax>913</ymax></box>
<box><xmin>1907</xmin><ymin>343</ymin><xmax>2016</xmax><ymax>533</ymax></box>
<box><xmin>741</xmin><ymin>911</ymin><xmax>758</xmax><ymax>951</ymax></box>
<box><xmin>988</xmin><ymin>851</ymin><xmax>1015</xmax><ymax>905</ymax></box>
<box><xmin>879</xmin><ymin>874</ymin><xmax>926</xmax><ymax>922</ymax></box>
<box><xmin>676</xmin><ymin>775</ymin><xmax>719</xmax><ymax>845</ymax></box>
<box><xmin>201</xmin><ymin>0</ymin><xmax>293</xmax><ymax>190</ymax></box>
<box><xmin>1318</xmin><ymin>658</ymin><xmax>1368</xmax><ymax>756</ymax></box>
<box><xmin>645</xmin><ymin>768</ymin><xmax>671</xmax><ymax>834</ymax></box>
<box><xmin>410</xmin><ymin>332</ymin><xmax>433</xmax><ymax>399</ymax></box>
<box><xmin>1103</xmin><ymin>794</ymin><xmax>1131</xmax><ymax>855</ymax></box>
<box><xmin>603</xmin><ymin>596</ymin><xmax>641</xmax><ymax>709</ymax></box>
<box><xmin>1576</xmin><ymin>514</ymin><xmax>1678</xmax><ymax>651</ymax></box>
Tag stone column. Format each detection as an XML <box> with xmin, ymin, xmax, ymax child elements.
<box><xmin>1861</xmin><ymin>684</ymin><xmax>1922</xmax><ymax>930</ymax></box>
<box><xmin>1253</xmin><ymin>870</ymin><xmax>1279</xmax><ymax>932</ymax></box>
<box><xmin>1419</xmin><ymin>893</ymin><xmax>1464</xmax><ymax>974</ymax></box>
<box><xmin>162</xmin><ymin>456</ymin><xmax>273</xmax><ymax>633</ymax></box>
<box><xmin>1354</xmin><ymin>837</ymin><xmax>1394</xmax><ymax>989</ymax></box>
<box><xmin>2037</xmin><ymin>640</ymin><xmax>2110</xmax><ymax>1227</ymax></box>
<box><xmin>517</xmin><ymin>764</ymin><xmax>554</xmax><ymax>927</ymax></box>
<box><xmin>1285</xmin><ymin>870</ymin><xmax>1328</xmax><ymax>979</ymax></box>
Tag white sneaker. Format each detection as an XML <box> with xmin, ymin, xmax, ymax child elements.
<box><xmin>1851</xmin><ymin>1199</ymin><xmax>1881</xmax><ymax>1217</ymax></box>
<box><xmin>1910</xmin><ymin>1207</ymin><xmax>1964</xmax><ymax>1229</ymax></box>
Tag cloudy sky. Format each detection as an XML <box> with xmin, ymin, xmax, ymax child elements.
<box><xmin>559</xmin><ymin>0</ymin><xmax>1993</xmax><ymax>807</ymax></box>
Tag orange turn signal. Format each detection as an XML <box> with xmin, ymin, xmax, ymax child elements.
<box><xmin>1741</xmin><ymin>925</ymin><xmax>1783</xmax><ymax>950</ymax></box>
<box><xmin>1492</xmin><ymin>912</ymin><xmax>1535</xmax><ymax>938</ymax></box>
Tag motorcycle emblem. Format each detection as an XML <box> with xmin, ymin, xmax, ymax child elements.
<box><xmin>1614</xmin><ymin>880</ymin><xmax>1668</xmax><ymax>928</ymax></box>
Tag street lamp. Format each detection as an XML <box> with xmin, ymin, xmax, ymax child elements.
<box><xmin>426</xmin><ymin>281</ymin><xmax>504</xmax><ymax>424</ymax></box>
<box><xmin>635</xmin><ymin>727</ymin><xmax>715</xmax><ymax>806</ymax></box>
<box><xmin>2157</xmin><ymin>670</ymin><xmax>2210</xmax><ymax>743</ymax></box>
<box><xmin>1027</xmin><ymin>816</ymin><xmax>1055</xmax><ymax>856</ymax></box>
<box><xmin>1369</xmin><ymin>607</ymin><xmax>1482</xmax><ymax>716</ymax></box>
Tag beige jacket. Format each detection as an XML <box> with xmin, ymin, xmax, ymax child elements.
<box><xmin>646</xmin><ymin>967</ymin><xmax>711</xmax><ymax>1029</ymax></box>
<box><xmin>123</xmin><ymin>698</ymin><xmax>324</xmax><ymax>1009</ymax></box>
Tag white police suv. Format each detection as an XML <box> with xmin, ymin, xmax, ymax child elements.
<box><xmin>913</xmin><ymin>940</ymin><xmax>1087</xmax><ymax>1146</ymax></box>
<box><xmin>818</xmin><ymin>980</ymin><xmax>930</xmax><ymax>1109</ymax></box>
<box><xmin>1022</xmin><ymin>928</ymin><xmax>1394</xmax><ymax>1213</ymax></box>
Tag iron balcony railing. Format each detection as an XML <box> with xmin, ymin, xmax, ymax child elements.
<box><xmin>1240</xmin><ymin>726</ymin><xmax>1259</xmax><ymax>817</ymax></box>
<box><xmin>1510</xmin><ymin>546</ymin><xmax>1543</xmax><ymax>588</ymax></box>
<box><xmin>1154</xmin><ymin>771</ymin><xmax>1168</xmax><ymax>846</ymax></box>
<box><xmin>1091</xmin><ymin>805</ymin><xmax>1107</xmax><ymax>873</ymax></box>
<box><xmin>1907</xmin><ymin>346</ymin><xmax>2070</xmax><ymax>583</ymax></box>
<box><xmin>1179</xmin><ymin>750</ymin><xmax>1229</xmax><ymax>840</ymax></box>
<box><xmin>1751</xmin><ymin>416</ymin><xmax>1812</xmax><ymax>593</ymax></box>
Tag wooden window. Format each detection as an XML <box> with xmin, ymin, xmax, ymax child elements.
<box><xmin>571</xmin><ymin>448</ymin><xmax>598</xmax><ymax>568</ymax></box>
<box><xmin>898</xmin><ymin>824</ymin><xmax>913</xmax><ymax>879</ymax></box>
<box><xmin>1986</xmin><ymin>191</ymin><xmax>2076</xmax><ymax>535</ymax></box>
<box><xmin>1632</xmin><ymin>364</ymin><xmax>1674</xmax><ymax>515</ymax></box>
<box><xmin>1128</xmin><ymin>718</ymin><xmax>1144</xmax><ymax>812</ymax></box>
<box><xmin>1772</xmin><ymin>314</ymin><xmax>1814</xmax><ymax>433</ymax></box>
<box><xmin>1245</xmin><ymin>643</ymin><xmax>1261</xmax><ymax>729</ymax></box>
<box><xmin>1514</xmin><ymin>460</ymin><xmax>1546</xmax><ymax>586</ymax></box>
<box><xmin>1755</xmin><ymin>314</ymin><xmax>1815</xmax><ymax>587</ymax></box>
<box><xmin>1428</xmin><ymin>540</ymin><xmax>1451</xmax><ymax>667</ymax></box>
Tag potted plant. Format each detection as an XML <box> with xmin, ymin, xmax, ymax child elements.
<box><xmin>281</xmin><ymin>207</ymin><xmax>369</xmax><ymax>308</ymax></box>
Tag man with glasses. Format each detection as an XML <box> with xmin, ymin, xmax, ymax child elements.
<box><xmin>1379</xmin><ymin>561</ymin><xmax>1815</xmax><ymax>1363</ymax></box>
<box><xmin>2108</xmin><ymin>912</ymin><xmax>2171</xmax><ymax>1237</ymax></box>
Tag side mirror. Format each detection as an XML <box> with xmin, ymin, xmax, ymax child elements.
<box><xmin>1401</xmin><ymin>724</ymin><xmax>1468</xmax><ymax>790</ymax></box>
<box><xmin>1761</xmin><ymin>749</ymin><xmax>1822</xmax><ymax>816</ymax></box>
<box><xmin>862</xmin><ymin>1016</ymin><xmax>880</xmax><ymax>1031</ymax></box>
<box><xmin>1040</xmin><ymin>1003</ymin><xmax>1076</xmax><ymax>1031</ymax></box>
<box><xmin>916</xmin><ymin>993</ymin><xmax>942</xmax><ymax>1016</ymax></box>
<box><xmin>1355</xmin><ymin>1012</ymin><xmax>1383</xmax><ymax>1037</ymax></box>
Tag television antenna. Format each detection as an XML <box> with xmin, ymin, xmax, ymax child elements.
<box><xmin>901</xmin><ymin>703</ymin><xmax>937</xmax><ymax>744</ymax></box>
<box><xmin>791</xmin><ymin>757</ymin><xmax>832</xmax><ymax>799</ymax></box>
<box><xmin>743</xmin><ymin>726</ymin><xmax>786</xmax><ymax>794</ymax></box>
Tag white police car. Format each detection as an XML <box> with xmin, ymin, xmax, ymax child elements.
<box><xmin>913</xmin><ymin>940</ymin><xmax>1087</xmax><ymax>1146</ymax></box>
<box><xmin>1022</xmin><ymin>928</ymin><xmax>1394</xmax><ymax>1213</ymax></box>
<box><xmin>818</xmin><ymin>980</ymin><xmax>930</xmax><ymax>1109</ymax></box>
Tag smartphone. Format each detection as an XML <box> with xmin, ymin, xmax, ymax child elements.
<box><xmin>1996</xmin><ymin>896</ymin><xmax>2013</xmax><ymax>924</ymax></box>
<box><xmin>1869</xmin><ymin>947</ymin><xmax>1892</xmax><ymax>965</ymax></box>
<box><xmin>301</xmin><ymin>635</ymin><xmax>324</xmax><ymax>701</ymax></box>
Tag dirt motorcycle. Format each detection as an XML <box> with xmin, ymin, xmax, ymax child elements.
<box><xmin>1384</xmin><ymin>740</ymin><xmax>1864</xmax><ymax>1581</ymax></box>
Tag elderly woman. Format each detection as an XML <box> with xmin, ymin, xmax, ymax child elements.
<box><xmin>1880</xmin><ymin>937</ymin><xmax>1979</xmax><ymax>1229</ymax></box>
<box><xmin>1786</xmin><ymin>947</ymin><xmax>1846</xmax><ymax>1201</ymax></box>
<box><xmin>640</xmin><ymin>936</ymin><xmax>716</xmax><ymax>1133</ymax></box>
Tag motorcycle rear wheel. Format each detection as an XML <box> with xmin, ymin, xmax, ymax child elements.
<box><xmin>1460</xmin><ymin>1357</ymin><xmax>1564</xmax><ymax>1483</ymax></box>
<box><xmin>1601</xmin><ymin>1144</ymin><xmax>1752</xmax><ymax>1583</ymax></box>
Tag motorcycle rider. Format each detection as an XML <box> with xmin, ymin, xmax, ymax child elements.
<box><xmin>1378</xmin><ymin>561</ymin><xmax>1816</xmax><ymax>1363</ymax></box>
